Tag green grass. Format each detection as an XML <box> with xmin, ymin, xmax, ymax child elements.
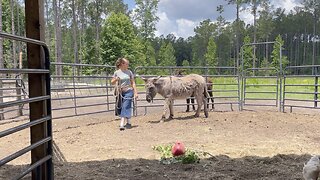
<box><xmin>116</xmin><ymin>76</ymin><xmax>319</xmax><ymax>101</ymax></box>
<box><xmin>209</xmin><ymin>77</ymin><xmax>319</xmax><ymax>100</ymax></box>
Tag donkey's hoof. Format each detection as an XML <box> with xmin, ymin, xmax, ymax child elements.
<box><xmin>160</xmin><ymin>116</ymin><xmax>166</xmax><ymax>123</ymax></box>
<box><xmin>186</xmin><ymin>109</ymin><xmax>190</xmax><ymax>112</ymax></box>
<box><xmin>169</xmin><ymin>115</ymin><xmax>174</xmax><ymax>119</ymax></box>
<box><xmin>194</xmin><ymin>114</ymin><xmax>200</xmax><ymax>118</ymax></box>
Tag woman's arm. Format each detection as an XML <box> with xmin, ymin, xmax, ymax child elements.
<box><xmin>131</xmin><ymin>78</ymin><xmax>138</xmax><ymax>98</ymax></box>
<box><xmin>111</xmin><ymin>77</ymin><xmax>119</xmax><ymax>85</ymax></box>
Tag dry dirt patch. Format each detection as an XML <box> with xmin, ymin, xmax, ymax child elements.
<box><xmin>1</xmin><ymin>110</ymin><xmax>320</xmax><ymax>179</ymax></box>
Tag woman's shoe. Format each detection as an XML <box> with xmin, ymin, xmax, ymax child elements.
<box><xmin>125</xmin><ymin>123</ymin><xmax>132</xmax><ymax>129</ymax></box>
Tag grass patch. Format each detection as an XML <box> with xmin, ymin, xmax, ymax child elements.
<box><xmin>153</xmin><ymin>144</ymin><xmax>212</xmax><ymax>164</ymax></box>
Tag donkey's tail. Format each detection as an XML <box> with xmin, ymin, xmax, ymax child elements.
<box><xmin>203</xmin><ymin>86</ymin><xmax>209</xmax><ymax>118</ymax></box>
<box><xmin>203</xmin><ymin>86</ymin><xmax>210</xmax><ymax>98</ymax></box>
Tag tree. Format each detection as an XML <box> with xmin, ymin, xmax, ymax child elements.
<box><xmin>71</xmin><ymin>0</ymin><xmax>79</xmax><ymax>77</ymax></box>
<box><xmin>174</xmin><ymin>37</ymin><xmax>192</xmax><ymax>66</ymax></box>
<box><xmin>158</xmin><ymin>42</ymin><xmax>176</xmax><ymax>67</ymax></box>
<box><xmin>100</xmin><ymin>13</ymin><xmax>145</xmax><ymax>69</ymax></box>
<box><xmin>303</xmin><ymin>0</ymin><xmax>320</xmax><ymax>66</ymax></box>
<box><xmin>53</xmin><ymin>0</ymin><xmax>63</xmax><ymax>77</ymax></box>
<box><xmin>205</xmin><ymin>36</ymin><xmax>218</xmax><ymax>67</ymax></box>
<box><xmin>133</xmin><ymin>0</ymin><xmax>159</xmax><ymax>40</ymax></box>
<box><xmin>0</xmin><ymin>0</ymin><xmax>4</xmax><ymax>120</ymax></box>
<box><xmin>271</xmin><ymin>35</ymin><xmax>288</xmax><ymax>73</ymax></box>
<box><xmin>145</xmin><ymin>40</ymin><xmax>156</xmax><ymax>66</ymax></box>
<box><xmin>105</xmin><ymin>0</ymin><xmax>129</xmax><ymax>15</ymax></box>
<box><xmin>205</xmin><ymin>36</ymin><xmax>218</xmax><ymax>74</ymax></box>
<box><xmin>133</xmin><ymin>0</ymin><xmax>159</xmax><ymax>71</ymax></box>
<box><xmin>257</xmin><ymin>0</ymin><xmax>274</xmax><ymax>62</ymax></box>
<box><xmin>10</xmin><ymin>0</ymin><xmax>16</xmax><ymax>68</ymax></box>
<box><xmin>242</xmin><ymin>35</ymin><xmax>254</xmax><ymax>72</ymax></box>
<box><xmin>247</xmin><ymin>0</ymin><xmax>264</xmax><ymax>74</ymax></box>
<box><xmin>226</xmin><ymin>0</ymin><xmax>247</xmax><ymax>65</ymax></box>
<box><xmin>191</xmin><ymin>19</ymin><xmax>217</xmax><ymax>66</ymax></box>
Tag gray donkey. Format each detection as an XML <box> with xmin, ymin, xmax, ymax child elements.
<box><xmin>141</xmin><ymin>74</ymin><xmax>209</xmax><ymax>120</ymax></box>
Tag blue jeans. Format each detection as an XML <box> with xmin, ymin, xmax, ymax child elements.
<box><xmin>120</xmin><ymin>89</ymin><xmax>133</xmax><ymax>118</ymax></box>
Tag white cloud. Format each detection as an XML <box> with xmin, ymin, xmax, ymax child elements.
<box><xmin>155</xmin><ymin>12</ymin><xmax>177</xmax><ymax>37</ymax></box>
<box><xmin>153</xmin><ymin>0</ymin><xmax>302</xmax><ymax>38</ymax></box>
<box><xmin>272</xmin><ymin>0</ymin><xmax>302</xmax><ymax>13</ymax></box>
<box><xmin>175</xmin><ymin>19</ymin><xmax>198</xmax><ymax>38</ymax></box>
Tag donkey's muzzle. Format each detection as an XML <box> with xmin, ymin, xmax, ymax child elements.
<box><xmin>146</xmin><ymin>94</ymin><xmax>152</xmax><ymax>103</ymax></box>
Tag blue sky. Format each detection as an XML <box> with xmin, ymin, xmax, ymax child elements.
<box><xmin>123</xmin><ymin>0</ymin><xmax>135</xmax><ymax>10</ymax></box>
<box><xmin>123</xmin><ymin>0</ymin><xmax>302</xmax><ymax>38</ymax></box>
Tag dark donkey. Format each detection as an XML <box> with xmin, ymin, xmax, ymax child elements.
<box><xmin>186</xmin><ymin>79</ymin><xmax>214</xmax><ymax>112</ymax></box>
<box><xmin>175</xmin><ymin>70</ymin><xmax>214</xmax><ymax>112</ymax></box>
<box><xmin>141</xmin><ymin>74</ymin><xmax>209</xmax><ymax>120</ymax></box>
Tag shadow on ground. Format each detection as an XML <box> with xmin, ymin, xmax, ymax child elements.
<box><xmin>1</xmin><ymin>154</ymin><xmax>309</xmax><ymax>180</ymax></box>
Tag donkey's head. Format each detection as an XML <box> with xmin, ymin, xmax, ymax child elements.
<box><xmin>141</xmin><ymin>76</ymin><xmax>161</xmax><ymax>103</ymax></box>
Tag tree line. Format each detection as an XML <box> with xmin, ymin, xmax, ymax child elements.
<box><xmin>0</xmin><ymin>0</ymin><xmax>319</xmax><ymax>75</ymax></box>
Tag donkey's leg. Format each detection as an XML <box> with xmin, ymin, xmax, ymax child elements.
<box><xmin>186</xmin><ymin>98</ymin><xmax>190</xmax><ymax>112</ymax></box>
<box><xmin>203</xmin><ymin>94</ymin><xmax>209</xmax><ymax>118</ymax></box>
<box><xmin>169</xmin><ymin>99</ymin><xmax>174</xmax><ymax>119</ymax></box>
<box><xmin>194</xmin><ymin>95</ymin><xmax>203</xmax><ymax>117</ymax></box>
<box><xmin>191</xmin><ymin>96</ymin><xmax>195</xmax><ymax>111</ymax></box>
<box><xmin>161</xmin><ymin>98</ymin><xmax>170</xmax><ymax>120</ymax></box>
<box><xmin>208</xmin><ymin>91</ymin><xmax>214</xmax><ymax>110</ymax></box>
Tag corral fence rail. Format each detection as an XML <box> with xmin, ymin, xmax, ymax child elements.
<box><xmin>134</xmin><ymin>65</ymin><xmax>241</xmax><ymax>115</ymax></box>
<box><xmin>0</xmin><ymin>32</ymin><xmax>53</xmax><ymax>179</ymax></box>
<box><xmin>282</xmin><ymin>65</ymin><xmax>320</xmax><ymax>112</ymax></box>
<box><xmin>241</xmin><ymin>67</ymin><xmax>281</xmax><ymax>111</ymax></box>
<box><xmin>50</xmin><ymin>62</ymin><xmax>117</xmax><ymax>119</ymax></box>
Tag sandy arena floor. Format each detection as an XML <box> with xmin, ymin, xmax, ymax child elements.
<box><xmin>1</xmin><ymin>107</ymin><xmax>320</xmax><ymax>179</ymax></box>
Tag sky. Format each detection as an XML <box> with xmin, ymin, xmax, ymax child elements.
<box><xmin>123</xmin><ymin>0</ymin><xmax>303</xmax><ymax>38</ymax></box>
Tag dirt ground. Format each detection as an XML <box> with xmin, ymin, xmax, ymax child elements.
<box><xmin>1</xmin><ymin>107</ymin><xmax>320</xmax><ymax>179</ymax></box>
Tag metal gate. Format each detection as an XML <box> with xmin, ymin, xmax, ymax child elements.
<box><xmin>0</xmin><ymin>32</ymin><xmax>53</xmax><ymax>179</ymax></box>
<box><xmin>50</xmin><ymin>63</ymin><xmax>116</xmax><ymax>119</ymax></box>
<box><xmin>242</xmin><ymin>67</ymin><xmax>280</xmax><ymax>110</ymax></box>
<box><xmin>283</xmin><ymin>65</ymin><xmax>320</xmax><ymax>112</ymax></box>
<box><xmin>134</xmin><ymin>65</ymin><xmax>241</xmax><ymax>115</ymax></box>
<box><xmin>240</xmin><ymin>42</ymin><xmax>283</xmax><ymax>111</ymax></box>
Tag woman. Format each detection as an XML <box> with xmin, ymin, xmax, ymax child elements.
<box><xmin>111</xmin><ymin>58</ymin><xmax>138</xmax><ymax>131</ymax></box>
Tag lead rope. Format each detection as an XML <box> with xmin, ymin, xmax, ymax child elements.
<box><xmin>114</xmin><ymin>79</ymin><xmax>136</xmax><ymax>118</ymax></box>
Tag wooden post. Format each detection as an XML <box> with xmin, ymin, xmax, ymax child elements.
<box><xmin>25</xmin><ymin>1</ymin><xmax>50</xmax><ymax>179</ymax></box>
<box><xmin>16</xmin><ymin>52</ymin><xmax>23</xmax><ymax>116</ymax></box>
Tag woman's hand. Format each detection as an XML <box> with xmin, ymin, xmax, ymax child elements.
<box><xmin>134</xmin><ymin>92</ymin><xmax>138</xmax><ymax>99</ymax></box>
<box><xmin>111</xmin><ymin>77</ymin><xmax>120</xmax><ymax>85</ymax></box>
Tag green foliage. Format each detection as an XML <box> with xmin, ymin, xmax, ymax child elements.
<box><xmin>100</xmin><ymin>12</ymin><xmax>145</xmax><ymax>69</ymax></box>
<box><xmin>271</xmin><ymin>35</ymin><xmax>289</xmax><ymax>72</ymax></box>
<box><xmin>153</xmin><ymin>144</ymin><xmax>201</xmax><ymax>164</ymax></box>
<box><xmin>241</xmin><ymin>35</ymin><xmax>254</xmax><ymax>71</ymax></box>
<box><xmin>144</xmin><ymin>40</ymin><xmax>156</xmax><ymax>66</ymax></box>
<box><xmin>205</xmin><ymin>36</ymin><xmax>218</xmax><ymax>67</ymax></box>
<box><xmin>191</xmin><ymin>19</ymin><xmax>217</xmax><ymax>66</ymax></box>
<box><xmin>133</xmin><ymin>0</ymin><xmax>159</xmax><ymax>40</ymax></box>
<box><xmin>182</xmin><ymin>60</ymin><xmax>190</xmax><ymax>67</ymax></box>
<box><xmin>158</xmin><ymin>42</ymin><xmax>176</xmax><ymax>66</ymax></box>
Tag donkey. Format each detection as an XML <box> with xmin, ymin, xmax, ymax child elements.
<box><xmin>141</xmin><ymin>74</ymin><xmax>209</xmax><ymax>120</ymax></box>
<box><xmin>186</xmin><ymin>79</ymin><xmax>214</xmax><ymax>112</ymax></box>
<box><xmin>174</xmin><ymin>70</ymin><xmax>214</xmax><ymax>112</ymax></box>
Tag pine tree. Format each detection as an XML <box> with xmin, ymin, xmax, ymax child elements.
<box><xmin>158</xmin><ymin>42</ymin><xmax>176</xmax><ymax>67</ymax></box>
<box><xmin>205</xmin><ymin>36</ymin><xmax>218</xmax><ymax>67</ymax></box>
<box><xmin>100</xmin><ymin>13</ymin><xmax>145</xmax><ymax>69</ymax></box>
<box><xmin>271</xmin><ymin>34</ymin><xmax>288</xmax><ymax>73</ymax></box>
<box><xmin>242</xmin><ymin>35</ymin><xmax>254</xmax><ymax>73</ymax></box>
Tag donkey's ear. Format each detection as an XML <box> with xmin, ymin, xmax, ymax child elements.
<box><xmin>140</xmin><ymin>76</ymin><xmax>148</xmax><ymax>82</ymax></box>
<box><xmin>153</xmin><ymin>76</ymin><xmax>162</xmax><ymax>82</ymax></box>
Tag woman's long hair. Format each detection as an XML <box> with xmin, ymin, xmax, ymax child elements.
<box><xmin>115</xmin><ymin>57</ymin><xmax>128</xmax><ymax>69</ymax></box>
